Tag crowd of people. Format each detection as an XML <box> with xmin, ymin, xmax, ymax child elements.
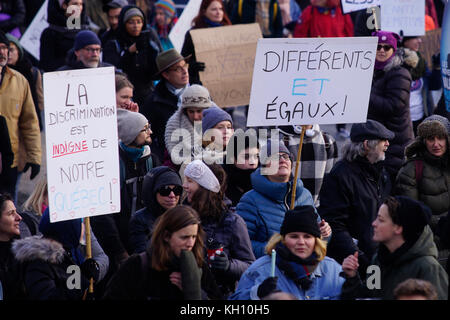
<box><xmin>0</xmin><ymin>0</ymin><xmax>449</xmax><ymax>301</ymax></box>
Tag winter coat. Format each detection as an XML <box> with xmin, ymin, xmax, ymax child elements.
<box><xmin>201</xmin><ymin>207</ymin><xmax>255</xmax><ymax>296</ymax></box>
<box><xmin>90</xmin><ymin>144</ymin><xmax>159</xmax><ymax>271</ymax></box>
<box><xmin>39</xmin><ymin>0</ymin><xmax>90</xmax><ymax>72</ymax></box>
<box><xmin>293</xmin><ymin>5</ymin><xmax>353</xmax><ymax>38</ymax></box>
<box><xmin>395</xmin><ymin>139</ymin><xmax>450</xmax><ymax>221</ymax></box>
<box><xmin>229</xmin><ymin>255</ymin><xmax>345</xmax><ymax>300</ymax></box>
<box><xmin>236</xmin><ymin>167</ymin><xmax>316</xmax><ymax>258</ymax></box>
<box><xmin>222</xmin><ymin>164</ymin><xmax>255</xmax><ymax>207</ymax></box>
<box><xmin>11</xmin><ymin>236</ymin><xmax>90</xmax><ymax>300</ymax></box>
<box><xmin>0</xmin><ymin>115</ymin><xmax>14</xmax><ymax>191</ymax></box>
<box><xmin>0</xmin><ymin>240</ymin><xmax>23</xmax><ymax>300</ymax></box>
<box><xmin>0</xmin><ymin>66</ymin><xmax>41</xmax><ymax>168</ymax></box>
<box><xmin>141</xmin><ymin>79</ymin><xmax>180</xmax><ymax>161</ymax></box>
<box><xmin>0</xmin><ymin>0</ymin><xmax>25</xmax><ymax>34</ymax></box>
<box><xmin>57</xmin><ymin>49</ymin><xmax>114</xmax><ymax>71</ymax></box>
<box><xmin>367</xmin><ymin>52</ymin><xmax>414</xmax><ymax>179</ymax></box>
<box><xmin>229</xmin><ymin>0</ymin><xmax>283</xmax><ymax>38</ymax></box>
<box><xmin>341</xmin><ymin>226</ymin><xmax>448</xmax><ymax>300</ymax></box>
<box><xmin>103</xmin><ymin>251</ymin><xmax>223</xmax><ymax>300</ymax></box>
<box><xmin>102</xmin><ymin>5</ymin><xmax>162</xmax><ymax>106</ymax></box>
<box><xmin>318</xmin><ymin>157</ymin><xmax>392</xmax><ymax>269</ymax></box>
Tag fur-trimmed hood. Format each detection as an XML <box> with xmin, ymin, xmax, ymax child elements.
<box><xmin>402</xmin><ymin>48</ymin><xmax>419</xmax><ymax>69</ymax></box>
<box><xmin>11</xmin><ymin>236</ymin><xmax>66</xmax><ymax>264</ymax></box>
<box><xmin>382</xmin><ymin>49</ymin><xmax>405</xmax><ymax>72</ymax></box>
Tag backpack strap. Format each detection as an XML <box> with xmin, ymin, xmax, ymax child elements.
<box><xmin>415</xmin><ymin>159</ymin><xmax>423</xmax><ymax>185</ymax></box>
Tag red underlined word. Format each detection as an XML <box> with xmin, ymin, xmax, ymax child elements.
<box><xmin>52</xmin><ymin>140</ymin><xmax>88</xmax><ymax>158</ymax></box>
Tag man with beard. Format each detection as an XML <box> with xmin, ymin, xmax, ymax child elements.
<box><xmin>0</xmin><ymin>30</ymin><xmax>41</xmax><ymax>197</ymax></box>
<box><xmin>59</xmin><ymin>30</ymin><xmax>113</xmax><ymax>70</ymax></box>
<box><xmin>318</xmin><ymin>120</ymin><xmax>394</xmax><ymax>276</ymax></box>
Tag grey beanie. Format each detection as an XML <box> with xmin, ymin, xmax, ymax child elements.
<box><xmin>418</xmin><ymin>114</ymin><xmax>450</xmax><ymax>137</ymax></box>
<box><xmin>202</xmin><ymin>106</ymin><xmax>233</xmax><ymax>133</ymax></box>
<box><xmin>259</xmin><ymin>139</ymin><xmax>290</xmax><ymax>165</ymax></box>
<box><xmin>117</xmin><ymin>108</ymin><xmax>148</xmax><ymax>145</ymax></box>
<box><xmin>123</xmin><ymin>7</ymin><xmax>144</xmax><ymax>23</ymax></box>
<box><xmin>181</xmin><ymin>84</ymin><xmax>212</xmax><ymax>109</ymax></box>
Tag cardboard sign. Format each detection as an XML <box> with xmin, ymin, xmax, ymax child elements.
<box><xmin>246</xmin><ymin>37</ymin><xmax>378</xmax><ymax>127</ymax></box>
<box><xmin>418</xmin><ymin>28</ymin><xmax>441</xmax><ymax>70</ymax></box>
<box><xmin>190</xmin><ymin>23</ymin><xmax>262</xmax><ymax>108</ymax></box>
<box><xmin>381</xmin><ymin>0</ymin><xmax>425</xmax><ymax>36</ymax></box>
<box><xmin>341</xmin><ymin>0</ymin><xmax>381</xmax><ymax>14</ymax></box>
<box><xmin>20</xmin><ymin>0</ymin><xmax>49</xmax><ymax>61</ymax></box>
<box><xmin>169</xmin><ymin>0</ymin><xmax>202</xmax><ymax>53</ymax></box>
<box><xmin>43</xmin><ymin>67</ymin><xmax>121</xmax><ymax>222</ymax></box>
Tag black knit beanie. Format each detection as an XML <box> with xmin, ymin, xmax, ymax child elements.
<box><xmin>280</xmin><ymin>205</ymin><xmax>320</xmax><ymax>237</ymax></box>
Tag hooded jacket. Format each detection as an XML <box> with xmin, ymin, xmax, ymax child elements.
<box><xmin>341</xmin><ymin>227</ymin><xmax>448</xmax><ymax>300</ymax></box>
<box><xmin>58</xmin><ymin>48</ymin><xmax>114</xmax><ymax>71</ymax></box>
<box><xmin>0</xmin><ymin>0</ymin><xmax>25</xmax><ymax>34</ymax></box>
<box><xmin>236</xmin><ymin>167</ymin><xmax>316</xmax><ymax>258</ymax></box>
<box><xmin>11</xmin><ymin>236</ymin><xmax>89</xmax><ymax>300</ymax></box>
<box><xmin>102</xmin><ymin>5</ymin><xmax>162</xmax><ymax>106</ymax></box>
<box><xmin>367</xmin><ymin>50</ymin><xmax>414</xmax><ymax>179</ymax></box>
<box><xmin>39</xmin><ymin>0</ymin><xmax>90</xmax><ymax>72</ymax></box>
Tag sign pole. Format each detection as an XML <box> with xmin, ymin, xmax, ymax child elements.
<box><xmin>371</xmin><ymin>7</ymin><xmax>380</xmax><ymax>31</ymax></box>
<box><xmin>290</xmin><ymin>125</ymin><xmax>307</xmax><ymax>210</ymax></box>
<box><xmin>84</xmin><ymin>217</ymin><xmax>94</xmax><ymax>294</ymax></box>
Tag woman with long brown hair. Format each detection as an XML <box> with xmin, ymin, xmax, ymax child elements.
<box><xmin>183</xmin><ymin>160</ymin><xmax>255</xmax><ymax>297</ymax></box>
<box><xmin>181</xmin><ymin>0</ymin><xmax>232</xmax><ymax>84</ymax></box>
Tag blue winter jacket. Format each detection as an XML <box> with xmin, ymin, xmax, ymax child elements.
<box><xmin>236</xmin><ymin>168</ymin><xmax>317</xmax><ymax>258</ymax></box>
<box><xmin>229</xmin><ymin>255</ymin><xmax>345</xmax><ymax>300</ymax></box>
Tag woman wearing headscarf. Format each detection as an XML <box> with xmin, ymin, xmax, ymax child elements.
<box><xmin>367</xmin><ymin>30</ymin><xmax>414</xmax><ymax>183</ymax></box>
<box><xmin>103</xmin><ymin>205</ymin><xmax>223</xmax><ymax>300</ymax></box>
<box><xmin>230</xmin><ymin>205</ymin><xmax>344</xmax><ymax>300</ymax></box>
<box><xmin>183</xmin><ymin>160</ymin><xmax>255</xmax><ymax>297</ymax></box>
<box><xmin>181</xmin><ymin>0</ymin><xmax>232</xmax><ymax>84</ymax></box>
<box><xmin>11</xmin><ymin>208</ymin><xmax>103</xmax><ymax>300</ymax></box>
<box><xmin>103</xmin><ymin>4</ymin><xmax>162</xmax><ymax>106</ymax></box>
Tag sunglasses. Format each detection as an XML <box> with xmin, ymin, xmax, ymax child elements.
<box><xmin>157</xmin><ymin>185</ymin><xmax>183</xmax><ymax>197</ymax></box>
<box><xmin>377</xmin><ymin>44</ymin><xmax>393</xmax><ymax>51</ymax></box>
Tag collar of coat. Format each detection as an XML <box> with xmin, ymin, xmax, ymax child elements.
<box><xmin>12</xmin><ymin>235</ymin><xmax>66</xmax><ymax>264</ymax></box>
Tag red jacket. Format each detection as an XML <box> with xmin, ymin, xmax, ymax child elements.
<box><xmin>293</xmin><ymin>5</ymin><xmax>354</xmax><ymax>38</ymax></box>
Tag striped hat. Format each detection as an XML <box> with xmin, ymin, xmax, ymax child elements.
<box><xmin>155</xmin><ymin>0</ymin><xmax>176</xmax><ymax>18</ymax></box>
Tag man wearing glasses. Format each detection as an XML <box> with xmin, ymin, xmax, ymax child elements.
<box><xmin>59</xmin><ymin>30</ymin><xmax>113</xmax><ymax>70</ymax></box>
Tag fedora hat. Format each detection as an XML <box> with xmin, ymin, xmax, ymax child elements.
<box><xmin>155</xmin><ymin>48</ymin><xmax>191</xmax><ymax>76</ymax></box>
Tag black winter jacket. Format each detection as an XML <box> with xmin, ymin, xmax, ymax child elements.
<box><xmin>318</xmin><ymin>157</ymin><xmax>392</xmax><ymax>272</ymax></box>
<box><xmin>367</xmin><ymin>53</ymin><xmax>414</xmax><ymax>180</ymax></box>
<box><xmin>0</xmin><ymin>0</ymin><xmax>25</xmax><ymax>33</ymax></box>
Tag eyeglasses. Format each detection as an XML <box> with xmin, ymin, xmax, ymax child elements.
<box><xmin>377</xmin><ymin>44</ymin><xmax>393</xmax><ymax>51</ymax></box>
<box><xmin>83</xmin><ymin>47</ymin><xmax>102</xmax><ymax>54</ymax></box>
<box><xmin>0</xmin><ymin>44</ymin><xmax>8</xmax><ymax>51</ymax></box>
<box><xmin>168</xmin><ymin>63</ymin><xmax>189</xmax><ymax>73</ymax></box>
<box><xmin>140</xmin><ymin>124</ymin><xmax>152</xmax><ymax>133</ymax></box>
<box><xmin>271</xmin><ymin>153</ymin><xmax>291</xmax><ymax>161</ymax></box>
<box><xmin>157</xmin><ymin>185</ymin><xmax>183</xmax><ymax>196</ymax></box>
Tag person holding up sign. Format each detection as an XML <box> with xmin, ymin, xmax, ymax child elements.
<box><xmin>230</xmin><ymin>205</ymin><xmax>344</xmax><ymax>300</ymax></box>
<box><xmin>181</xmin><ymin>0</ymin><xmax>231</xmax><ymax>85</ymax></box>
<box><xmin>367</xmin><ymin>30</ymin><xmax>414</xmax><ymax>183</ymax></box>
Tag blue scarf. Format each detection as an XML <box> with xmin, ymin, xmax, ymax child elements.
<box><xmin>165</xmin><ymin>81</ymin><xmax>189</xmax><ymax>108</ymax></box>
<box><xmin>203</xmin><ymin>17</ymin><xmax>223</xmax><ymax>27</ymax></box>
<box><xmin>120</xmin><ymin>141</ymin><xmax>145</xmax><ymax>163</ymax></box>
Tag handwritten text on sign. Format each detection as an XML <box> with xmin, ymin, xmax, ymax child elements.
<box><xmin>247</xmin><ymin>37</ymin><xmax>378</xmax><ymax>127</ymax></box>
<box><xmin>44</xmin><ymin>67</ymin><xmax>120</xmax><ymax>222</ymax></box>
<box><xmin>381</xmin><ymin>0</ymin><xmax>425</xmax><ymax>36</ymax></box>
<box><xmin>341</xmin><ymin>0</ymin><xmax>381</xmax><ymax>14</ymax></box>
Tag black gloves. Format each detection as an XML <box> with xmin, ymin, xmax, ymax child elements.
<box><xmin>80</xmin><ymin>258</ymin><xmax>100</xmax><ymax>282</ymax></box>
<box><xmin>209</xmin><ymin>250</ymin><xmax>230</xmax><ymax>271</ymax></box>
<box><xmin>257</xmin><ymin>277</ymin><xmax>279</xmax><ymax>299</ymax></box>
<box><xmin>23</xmin><ymin>162</ymin><xmax>40</xmax><ymax>180</ymax></box>
<box><xmin>190</xmin><ymin>61</ymin><xmax>205</xmax><ymax>73</ymax></box>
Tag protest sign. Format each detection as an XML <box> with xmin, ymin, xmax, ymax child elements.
<box><xmin>43</xmin><ymin>67</ymin><xmax>121</xmax><ymax>223</ymax></box>
<box><xmin>340</xmin><ymin>0</ymin><xmax>381</xmax><ymax>14</ymax></box>
<box><xmin>246</xmin><ymin>37</ymin><xmax>378</xmax><ymax>127</ymax></box>
<box><xmin>20</xmin><ymin>0</ymin><xmax>49</xmax><ymax>61</ymax></box>
<box><xmin>169</xmin><ymin>0</ymin><xmax>202</xmax><ymax>53</ymax></box>
<box><xmin>190</xmin><ymin>23</ymin><xmax>262</xmax><ymax>108</ymax></box>
<box><xmin>418</xmin><ymin>28</ymin><xmax>441</xmax><ymax>70</ymax></box>
<box><xmin>441</xmin><ymin>1</ymin><xmax>450</xmax><ymax>112</ymax></box>
<box><xmin>381</xmin><ymin>0</ymin><xmax>425</xmax><ymax>36</ymax></box>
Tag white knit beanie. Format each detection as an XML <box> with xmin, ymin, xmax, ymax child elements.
<box><xmin>117</xmin><ymin>108</ymin><xmax>148</xmax><ymax>145</ymax></box>
<box><xmin>184</xmin><ymin>160</ymin><xmax>220</xmax><ymax>193</ymax></box>
<box><xmin>181</xmin><ymin>84</ymin><xmax>212</xmax><ymax>109</ymax></box>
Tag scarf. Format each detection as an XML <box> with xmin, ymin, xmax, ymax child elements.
<box><xmin>165</xmin><ymin>81</ymin><xmax>189</xmax><ymax>108</ymax></box>
<box><xmin>203</xmin><ymin>17</ymin><xmax>223</xmax><ymax>27</ymax></box>
<box><xmin>275</xmin><ymin>242</ymin><xmax>319</xmax><ymax>291</ymax></box>
<box><xmin>226</xmin><ymin>164</ymin><xmax>254</xmax><ymax>194</ymax></box>
<box><xmin>120</xmin><ymin>141</ymin><xmax>145</xmax><ymax>163</ymax></box>
<box><xmin>409</xmin><ymin>51</ymin><xmax>427</xmax><ymax>81</ymax></box>
<box><xmin>377</xmin><ymin>241</ymin><xmax>412</xmax><ymax>267</ymax></box>
<box><xmin>375</xmin><ymin>53</ymin><xmax>396</xmax><ymax>70</ymax></box>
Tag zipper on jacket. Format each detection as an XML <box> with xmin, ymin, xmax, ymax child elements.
<box><xmin>284</xmin><ymin>181</ymin><xmax>292</xmax><ymax>210</ymax></box>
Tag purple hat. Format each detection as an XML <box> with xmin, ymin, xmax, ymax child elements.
<box><xmin>372</xmin><ymin>30</ymin><xmax>400</xmax><ymax>51</ymax></box>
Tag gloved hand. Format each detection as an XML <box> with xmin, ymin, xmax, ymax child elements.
<box><xmin>432</xmin><ymin>53</ymin><xmax>440</xmax><ymax>69</ymax></box>
<box><xmin>23</xmin><ymin>162</ymin><xmax>40</xmax><ymax>180</ymax></box>
<box><xmin>80</xmin><ymin>258</ymin><xmax>100</xmax><ymax>282</ymax></box>
<box><xmin>209</xmin><ymin>250</ymin><xmax>230</xmax><ymax>271</ymax></box>
<box><xmin>257</xmin><ymin>276</ymin><xmax>279</xmax><ymax>299</ymax></box>
<box><xmin>190</xmin><ymin>61</ymin><xmax>205</xmax><ymax>73</ymax></box>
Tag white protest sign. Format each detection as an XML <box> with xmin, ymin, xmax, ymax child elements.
<box><xmin>44</xmin><ymin>67</ymin><xmax>121</xmax><ymax>223</ymax></box>
<box><xmin>247</xmin><ymin>37</ymin><xmax>378</xmax><ymax>127</ymax></box>
<box><xmin>169</xmin><ymin>0</ymin><xmax>202</xmax><ymax>52</ymax></box>
<box><xmin>20</xmin><ymin>0</ymin><xmax>49</xmax><ymax>61</ymax></box>
<box><xmin>381</xmin><ymin>0</ymin><xmax>425</xmax><ymax>36</ymax></box>
<box><xmin>341</xmin><ymin>0</ymin><xmax>381</xmax><ymax>14</ymax></box>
